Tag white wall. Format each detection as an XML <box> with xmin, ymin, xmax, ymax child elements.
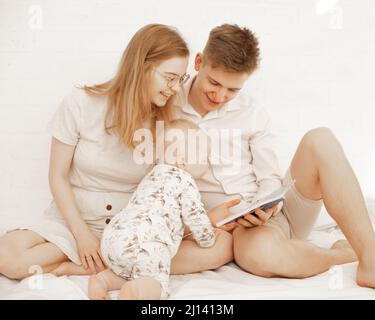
<box><xmin>1</xmin><ymin>0</ymin><xmax>375</xmax><ymax>221</ymax></box>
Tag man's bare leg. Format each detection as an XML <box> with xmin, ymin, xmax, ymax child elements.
<box><xmin>234</xmin><ymin>225</ymin><xmax>357</xmax><ymax>278</ymax></box>
<box><xmin>234</xmin><ymin>128</ymin><xmax>375</xmax><ymax>285</ymax></box>
<box><xmin>170</xmin><ymin>229</ymin><xmax>233</xmax><ymax>275</ymax></box>
<box><xmin>291</xmin><ymin>128</ymin><xmax>375</xmax><ymax>286</ymax></box>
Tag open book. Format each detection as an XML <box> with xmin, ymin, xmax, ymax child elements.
<box><xmin>215</xmin><ymin>180</ymin><xmax>296</xmax><ymax>227</ymax></box>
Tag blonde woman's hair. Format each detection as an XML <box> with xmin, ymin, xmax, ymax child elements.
<box><xmin>83</xmin><ymin>24</ymin><xmax>189</xmax><ymax>148</ymax></box>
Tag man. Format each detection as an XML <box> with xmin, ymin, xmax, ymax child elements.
<box><xmin>174</xmin><ymin>23</ymin><xmax>375</xmax><ymax>288</ymax></box>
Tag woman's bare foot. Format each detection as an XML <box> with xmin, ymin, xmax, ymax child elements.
<box><xmin>51</xmin><ymin>261</ymin><xmax>91</xmax><ymax>276</ymax></box>
<box><xmin>330</xmin><ymin>239</ymin><xmax>358</xmax><ymax>263</ymax></box>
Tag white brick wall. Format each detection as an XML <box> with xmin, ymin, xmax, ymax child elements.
<box><xmin>1</xmin><ymin>0</ymin><xmax>375</xmax><ymax>225</ymax></box>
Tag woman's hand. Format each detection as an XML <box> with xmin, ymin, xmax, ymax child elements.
<box><xmin>74</xmin><ymin>227</ymin><xmax>105</xmax><ymax>274</ymax></box>
<box><xmin>236</xmin><ymin>201</ymin><xmax>284</xmax><ymax>228</ymax></box>
<box><xmin>208</xmin><ymin>199</ymin><xmax>242</xmax><ymax>232</ymax></box>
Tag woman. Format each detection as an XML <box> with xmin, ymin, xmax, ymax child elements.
<box><xmin>0</xmin><ymin>24</ymin><xmax>236</xmax><ymax>280</ymax></box>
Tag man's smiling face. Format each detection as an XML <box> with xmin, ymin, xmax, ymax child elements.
<box><xmin>188</xmin><ymin>53</ymin><xmax>250</xmax><ymax>116</ymax></box>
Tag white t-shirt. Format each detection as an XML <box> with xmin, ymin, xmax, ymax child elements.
<box><xmin>46</xmin><ymin>87</ymin><xmax>153</xmax><ymax>222</ymax></box>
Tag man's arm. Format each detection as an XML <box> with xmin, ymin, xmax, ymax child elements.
<box><xmin>249</xmin><ymin>106</ymin><xmax>283</xmax><ymax>202</ymax></box>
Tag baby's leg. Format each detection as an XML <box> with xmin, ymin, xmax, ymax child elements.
<box><xmin>118</xmin><ymin>242</ymin><xmax>170</xmax><ymax>300</ymax></box>
<box><xmin>88</xmin><ymin>268</ymin><xmax>126</xmax><ymax>300</ymax></box>
<box><xmin>118</xmin><ymin>277</ymin><xmax>161</xmax><ymax>300</ymax></box>
<box><xmin>51</xmin><ymin>261</ymin><xmax>91</xmax><ymax>276</ymax></box>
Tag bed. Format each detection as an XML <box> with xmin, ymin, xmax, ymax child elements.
<box><xmin>1</xmin><ymin>224</ymin><xmax>375</xmax><ymax>300</ymax></box>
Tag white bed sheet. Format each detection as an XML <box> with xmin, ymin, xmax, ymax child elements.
<box><xmin>1</xmin><ymin>227</ymin><xmax>375</xmax><ymax>300</ymax></box>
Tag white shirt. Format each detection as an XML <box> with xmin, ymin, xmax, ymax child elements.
<box><xmin>174</xmin><ymin>77</ymin><xmax>283</xmax><ymax>205</ymax></box>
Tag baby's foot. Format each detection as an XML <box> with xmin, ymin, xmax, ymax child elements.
<box><xmin>118</xmin><ymin>281</ymin><xmax>139</xmax><ymax>300</ymax></box>
<box><xmin>51</xmin><ymin>262</ymin><xmax>91</xmax><ymax>276</ymax></box>
<box><xmin>88</xmin><ymin>274</ymin><xmax>110</xmax><ymax>300</ymax></box>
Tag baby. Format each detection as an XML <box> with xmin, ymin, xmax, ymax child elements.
<box><xmin>88</xmin><ymin>119</ymin><xmax>216</xmax><ymax>300</ymax></box>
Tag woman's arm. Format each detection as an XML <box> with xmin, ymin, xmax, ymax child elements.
<box><xmin>48</xmin><ymin>137</ymin><xmax>104</xmax><ymax>273</ymax></box>
<box><xmin>48</xmin><ymin>137</ymin><xmax>87</xmax><ymax>235</ymax></box>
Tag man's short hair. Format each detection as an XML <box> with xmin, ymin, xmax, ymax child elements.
<box><xmin>203</xmin><ymin>24</ymin><xmax>260</xmax><ymax>74</ymax></box>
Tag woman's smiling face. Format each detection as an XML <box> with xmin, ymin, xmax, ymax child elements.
<box><xmin>150</xmin><ymin>56</ymin><xmax>189</xmax><ymax>107</ymax></box>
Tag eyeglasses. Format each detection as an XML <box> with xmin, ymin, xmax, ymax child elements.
<box><xmin>153</xmin><ymin>68</ymin><xmax>190</xmax><ymax>88</ymax></box>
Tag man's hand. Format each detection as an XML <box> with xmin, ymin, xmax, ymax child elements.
<box><xmin>208</xmin><ymin>198</ymin><xmax>241</xmax><ymax>232</ymax></box>
<box><xmin>236</xmin><ymin>201</ymin><xmax>283</xmax><ymax>228</ymax></box>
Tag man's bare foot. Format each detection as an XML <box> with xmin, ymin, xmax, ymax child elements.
<box><xmin>88</xmin><ymin>274</ymin><xmax>110</xmax><ymax>300</ymax></box>
<box><xmin>330</xmin><ymin>239</ymin><xmax>358</xmax><ymax>263</ymax></box>
<box><xmin>51</xmin><ymin>262</ymin><xmax>91</xmax><ymax>276</ymax></box>
<box><xmin>357</xmin><ymin>254</ymin><xmax>375</xmax><ymax>288</ymax></box>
